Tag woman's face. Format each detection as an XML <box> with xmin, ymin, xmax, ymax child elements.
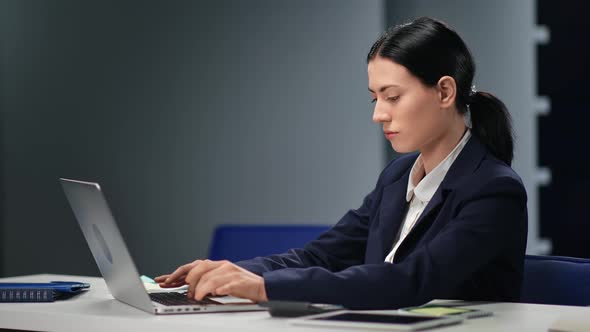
<box><xmin>368</xmin><ymin>56</ymin><xmax>454</xmax><ymax>154</ymax></box>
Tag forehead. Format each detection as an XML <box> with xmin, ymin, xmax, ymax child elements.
<box><xmin>367</xmin><ymin>56</ymin><xmax>416</xmax><ymax>91</ymax></box>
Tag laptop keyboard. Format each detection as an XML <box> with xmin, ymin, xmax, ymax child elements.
<box><xmin>149</xmin><ymin>292</ymin><xmax>218</xmax><ymax>306</ymax></box>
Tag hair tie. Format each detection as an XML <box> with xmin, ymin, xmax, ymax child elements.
<box><xmin>464</xmin><ymin>84</ymin><xmax>476</xmax><ymax>129</ymax></box>
<box><xmin>469</xmin><ymin>84</ymin><xmax>477</xmax><ymax>97</ymax></box>
<box><xmin>466</xmin><ymin>84</ymin><xmax>477</xmax><ymax>103</ymax></box>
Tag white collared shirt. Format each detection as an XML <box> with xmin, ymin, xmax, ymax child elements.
<box><xmin>384</xmin><ymin>129</ymin><xmax>472</xmax><ymax>263</ymax></box>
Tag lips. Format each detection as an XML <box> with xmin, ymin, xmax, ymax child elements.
<box><xmin>384</xmin><ymin>131</ymin><xmax>398</xmax><ymax>139</ymax></box>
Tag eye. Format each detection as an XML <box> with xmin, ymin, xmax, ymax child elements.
<box><xmin>370</xmin><ymin>98</ymin><xmax>377</xmax><ymax>104</ymax></box>
<box><xmin>387</xmin><ymin>96</ymin><xmax>400</xmax><ymax>102</ymax></box>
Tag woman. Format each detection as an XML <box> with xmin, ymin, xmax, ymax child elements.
<box><xmin>156</xmin><ymin>17</ymin><xmax>528</xmax><ymax>309</ymax></box>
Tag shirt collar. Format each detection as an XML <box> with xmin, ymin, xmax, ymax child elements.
<box><xmin>406</xmin><ymin>129</ymin><xmax>472</xmax><ymax>203</ymax></box>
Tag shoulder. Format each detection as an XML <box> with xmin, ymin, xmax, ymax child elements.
<box><xmin>434</xmin><ymin>134</ymin><xmax>527</xmax><ymax>204</ymax></box>
<box><xmin>456</xmin><ymin>154</ymin><xmax>527</xmax><ymax>206</ymax></box>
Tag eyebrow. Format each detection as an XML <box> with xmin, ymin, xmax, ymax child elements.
<box><xmin>368</xmin><ymin>84</ymin><xmax>399</xmax><ymax>93</ymax></box>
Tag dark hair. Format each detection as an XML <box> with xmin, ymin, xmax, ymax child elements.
<box><xmin>367</xmin><ymin>17</ymin><xmax>514</xmax><ymax>165</ymax></box>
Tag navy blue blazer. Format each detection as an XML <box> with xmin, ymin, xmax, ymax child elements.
<box><xmin>237</xmin><ymin>135</ymin><xmax>528</xmax><ymax>309</ymax></box>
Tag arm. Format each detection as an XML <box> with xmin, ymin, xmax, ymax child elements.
<box><xmin>260</xmin><ymin>176</ymin><xmax>527</xmax><ymax>309</ymax></box>
<box><xmin>235</xmin><ymin>190</ymin><xmax>375</xmax><ymax>275</ymax></box>
<box><xmin>235</xmin><ymin>156</ymin><xmax>416</xmax><ymax>275</ymax></box>
<box><xmin>156</xmin><ymin>155</ymin><xmax>416</xmax><ymax>303</ymax></box>
<box><xmin>156</xmin><ymin>184</ymin><xmax>379</xmax><ymax>302</ymax></box>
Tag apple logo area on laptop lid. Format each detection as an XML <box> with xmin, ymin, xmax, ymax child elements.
<box><xmin>59</xmin><ymin>178</ymin><xmax>265</xmax><ymax>315</ymax></box>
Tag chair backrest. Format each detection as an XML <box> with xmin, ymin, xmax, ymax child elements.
<box><xmin>521</xmin><ymin>254</ymin><xmax>590</xmax><ymax>306</ymax></box>
<box><xmin>208</xmin><ymin>224</ymin><xmax>331</xmax><ymax>262</ymax></box>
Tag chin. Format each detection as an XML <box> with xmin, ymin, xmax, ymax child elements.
<box><xmin>390</xmin><ymin>141</ymin><xmax>417</xmax><ymax>154</ymax></box>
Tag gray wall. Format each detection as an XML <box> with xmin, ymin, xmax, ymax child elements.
<box><xmin>0</xmin><ymin>1</ymin><xmax>384</xmax><ymax>277</ymax></box>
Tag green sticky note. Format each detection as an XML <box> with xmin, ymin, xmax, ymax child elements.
<box><xmin>140</xmin><ymin>275</ymin><xmax>156</xmax><ymax>284</ymax></box>
<box><xmin>409</xmin><ymin>307</ymin><xmax>471</xmax><ymax>316</ymax></box>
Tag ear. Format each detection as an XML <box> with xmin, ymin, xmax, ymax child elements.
<box><xmin>436</xmin><ymin>76</ymin><xmax>457</xmax><ymax>109</ymax></box>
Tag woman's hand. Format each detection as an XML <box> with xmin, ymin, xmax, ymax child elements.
<box><xmin>155</xmin><ymin>259</ymin><xmax>202</xmax><ymax>288</ymax></box>
<box><xmin>155</xmin><ymin>260</ymin><xmax>268</xmax><ymax>303</ymax></box>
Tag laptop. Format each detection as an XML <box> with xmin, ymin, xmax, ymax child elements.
<box><xmin>60</xmin><ymin>178</ymin><xmax>266</xmax><ymax>314</ymax></box>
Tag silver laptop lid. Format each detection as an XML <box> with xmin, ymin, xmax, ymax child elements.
<box><xmin>60</xmin><ymin>178</ymin><xmax>154</xmax><ymax>314</ymax></box>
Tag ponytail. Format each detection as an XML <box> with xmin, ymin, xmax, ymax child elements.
<box><xmin>368</xmin><ymin>17</ymin><xmax>515</xmax><ymax>165</ymax></box>
<box><xmin>468</xmin><ymin>92</ymin><xmax>514</xmax><ymax>165</ymax></box>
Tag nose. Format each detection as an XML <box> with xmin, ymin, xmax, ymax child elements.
<box><xmin>372</xmin><ymin>100</ymin><xmax>391</xmax><ymax>124</ymax></box>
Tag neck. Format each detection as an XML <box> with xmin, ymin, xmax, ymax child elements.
<box><xmin>420</xmin><ymin>118</ymin><xmax>467</xmax><ymax>175</ymax></box>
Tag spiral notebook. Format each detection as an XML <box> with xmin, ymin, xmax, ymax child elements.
<box><xmin>0</xmin><ymin>281</ymin><xmax>90</xmax><ymax>302</ymax></box>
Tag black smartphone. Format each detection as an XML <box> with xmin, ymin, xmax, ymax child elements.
<box><xmin>259</xmin><ymin>300</ymin><xmax>345</xmax><ymax>317</ymax></box>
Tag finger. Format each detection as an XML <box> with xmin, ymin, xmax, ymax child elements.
<box><xmin>154</xmin><ymin>275</ymin><xmax>170</xmax><ymax>282</ymax></box>
<box><xmin>214</xmin><ymin>271</ymin><xmax>266</xmax><ymax>302</ymax></box>
<box><xmin>158</xmin><ymin>279</ymin><xmax>187</xmax><ymax>288</ymax></box>
<box><xmin>157</xmin><ymin>274</ymin><xmax>187</xmax><ymax>286</ymax></box>
<box><xmin>196</xmin><ymin>261</ymin><xmax>233</xmax><ymax>290</ymax></box>
<box><xmin>165</xmin><ymin>266</ymin><xmax>191</xmax><ymax>284</ymax></box>
<box><xmin>167</xmin><ymin>260</ymin><xmax>202</xmax><ymax>284</ymax></box>
<box><xmin>165</xmin><ymin>272</ymin><xmax>187</xmax><ymax>285</ymax></box>
<box><xmin>214</xmin><ymin>281</ymin><xmax>235</xmax><ymax>296</ymax></box>
<box><xmin>194</xmin><ymin>270</ymin><xmax>237</xmax><ymax>300</ymax></box>
<box><xmin>214</xmin><ymin>279</ymin><xmax>258</xmax><ymax>302</ymax></box>
<box><xmin>185</xmin><ymin>260</ymin><xmax>223</xmax><ymax>298</ymax></box>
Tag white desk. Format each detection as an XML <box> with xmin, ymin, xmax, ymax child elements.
<box><xmin>0</xmin><ymin>274</ymin><xmax>587</xmax><ymax>332</ymax></box>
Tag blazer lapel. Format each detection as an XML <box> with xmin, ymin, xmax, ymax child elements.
<box><xmin>413</xmin><ymin>186</ymin><xmax>447</xmax><ymax>229</ymax></box>
<box><xmin>392</xmin><ymin>135</ymin><xmax>489</xmax><ymax>260</ymax></box>
<box><xmin>415</xmin><ymin>135</ymin><xmax>488</xmax><ymax>228</ymax></box>
<box><xmin>377</xmin><ymin>168</ymin><xmax>411</xmax><ymax>260</ymax></box>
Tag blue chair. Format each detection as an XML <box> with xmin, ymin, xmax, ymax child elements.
<box><xmin>521</xmin><ymin>254</ymin><xmax>590</xmax><ymax>306</ymax></box>
<box><xmin>208</xmin><ymin>224</ymin><xmax>331</xmax><ymax>262</ymax></box>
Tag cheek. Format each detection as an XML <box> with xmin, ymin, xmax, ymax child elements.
<box><xmin>394</xmin><ymin>99</ymin><xmax>441</xmax><ymax>151</ymax></box>
<box><xmin>409</xmin><ymin>94</ymin><xmax>442</xmax><ymax>129</ymax></box>
<box><xmin>395</xmin><ymin>96</ymin><xmax>427</xmax><ymax>128</ymax></box>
